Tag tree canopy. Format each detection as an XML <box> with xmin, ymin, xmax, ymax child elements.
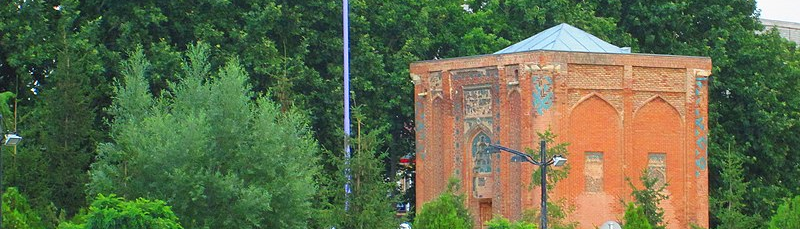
<box><xmin>1</xmin><ymin>0</ymin><xmax>799</xmax><ymax>228</ymax></box>
<box><xmin>58</xmin><ymin>194</ymin><xmax>182</xmax><ymax>229</ymax></box>
<box><xmin>87</xmin><ymin>44</ymin><xmax>320</xmax><ymax>228</ymax></box>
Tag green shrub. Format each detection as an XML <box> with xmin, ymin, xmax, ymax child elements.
<box><xmin>2</xmin><ymin>187</ymin><xmax>45</xmax><ymax>229</ymax></box>
<box><xmin>768</xmin><ymin>195</ymin><xmax>800</xmax><ymax>229</ymax></box>
<box><xmin>623</xmin><ymin>202</ymin><xmax>652</xmax><ymax>229</ymax></box>
<box><xmin>58</xmin><ymin>194</ymin><xmax>182</xmax><ymax>229</ymax></box>
<box><xmin>414</xmin><ymin>178</ymin><xmax>473</xmax><ymax>229</ymax></box>
<box><xmin>485</xmin><ymin>214</ymin><xmax>537</xmax><ymax>229</ymax></box>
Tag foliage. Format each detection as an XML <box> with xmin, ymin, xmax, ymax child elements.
<box><xmin>314</xmin><ymin>109</ymin><xmax>401</xmax><ymax>229</ymax></box>
<box><xmin>1</xmin><ymin>0</ymin><xmax>107</xmax><ymax>218</ymax></box>
<box><xmin>523</xmin><ymin>130</ymin><xmax>576</xmax><ymax>229</ymax></box>
<box><xmin>521</xmin><ymin>201</ymin><xmax>577</xmax><ymax>229</ymax></box>
<box><xmin>0</xmin><ymin>91</ymin><xmax>13</xmax><ymax>128</ymax></box>
<box><xmin>530</xmin><ymin>130</ymin><xmax>571</xmax><ymax>189</ymax></box>
<box><xmin>627</xmin><ymin>171</ymin><xmax>668</xmax><ymax>229</ymax></box>
<box><xmin>87</xmin><ymin>44</ymin><xmax>320</xmax><ymax>229</ymax></box>
<box><xmin>768</xmin><ymin>195</ymin><xmax>800</xmax><ymax>229</ymax></box>
<box><xmin>486</xmin><ymin>214</ymin><xmax>537</xmax><ymax>229</ymax></box>
<box><xmin>2</xmin><ymin>187</ymin><xmax>46</xmax><ymax>229</ymax></box>
<box><xmin>414</xmin><ymin>178</ymin><xmax>473</xmax><ymax>229</ymax></box>
<box><xmin>58</xmin><ymin>194</ymin><xmax>182</xmax><ymax>229</ymax></box>
<box><xmin>37</xmin><ymin>0</ymin><xmax>104</xmax><ymax>215</ymax></box>
<box><xmin>623</xmin><ymin>202</ymin><xmax>652</xmax><ymax>229</ymax></box>
<box><xmin>710</xmin><ymin>144</ymin><xmax>760</xmax><ymax>228</ymax></box>
<box><xmin>2</xmin><ymin>0</ymin><xmax>800</xmax><ymax>227</ymax></box>
<box><xmin>689</xmin><ymin>223</ymin><xmax>707</xmax><ymax>229</ymax></box>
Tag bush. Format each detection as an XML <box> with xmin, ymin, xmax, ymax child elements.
<box><xmin>2</xmin><ymin>187</ymin><xmax>45</xmax><ymax>229</ymax></box>
<box><xmin>768</xmin><ymin>195</ymin><xmax>800</xmax><ymax>229</ymax></box>
<box><xmin>414</xmin><ymin>178</ymin><xmax>473</xmax><ymax>229</ymax></box>
<box><xmin>485</xmin><ymin>215</ymin><xmax>536</xmax><ymax>229</ymax></box>
<box><xmin>58</xmin><ymin>194</ymin><xmax>182</xmax><ymax>229</ymax></box>
<box><xmin>623</xmin><ymin>202</ymin><xmax>652</xmax><ymax>229</ymax></box>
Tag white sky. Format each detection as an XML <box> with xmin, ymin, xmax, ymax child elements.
<box><xmin>757</xmin><ymin>0</ymin><xmax>800</xmax><ymax>22</ymax></box>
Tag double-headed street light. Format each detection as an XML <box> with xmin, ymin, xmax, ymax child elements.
<box><xmin>487</xmin><ymin>140</ymin><xmax>566</xmax><ymax>229</ymax></box>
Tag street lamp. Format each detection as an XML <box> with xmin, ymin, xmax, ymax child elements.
<box><xmin>1</xmin><ymin>114</ymin><xmax>23</xmax><ymax>229</ymax></box>
<box><xmin>3</xmin><ymin>133</ymin><xmax>22</xmax><ymax>146</ymax></box>
<box><xmin>487</xmin><ymin>139</ymin><xmax>566</xmax><ymax>229</ymax></box>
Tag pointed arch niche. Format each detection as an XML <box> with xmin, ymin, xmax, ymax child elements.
<box><xmin>471</xmin><ymin>131</ymin><xmax>493</xmax><ymax>174</ymax></box>
<box><xmin>632</xmin><ymin>96</ymin><xmax>685</xmax><ymax>227</ymax></box>
<box><xmin>568</xmin><ymin>94</ymin><xmax>622</xmax><ymax>228</ymax></box>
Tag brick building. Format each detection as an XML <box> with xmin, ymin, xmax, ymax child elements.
<box><xmin>410</xmin><ymin>24</ymin><xmax>711</xmax><ymax>228</ymax></box>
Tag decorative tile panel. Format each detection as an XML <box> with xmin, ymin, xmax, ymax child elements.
<box><xmin>464</xmin><ymin>87</ymin><xmax>493</xmax><ymax>119</ymax></box>
<box><xmin>648</xmin><ymin>153</ymin><xmax>667</xmax><ymax>189</ymax></box>
<box><xmin>585</xmin><ymin>152</ymin><xmax>604</xmax><ymax>193</ymax></box>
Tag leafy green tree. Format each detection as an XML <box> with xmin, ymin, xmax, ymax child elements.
<box><xmin>2</xmin><ymin>187</ymin><xmax>46</xmax><ymax>229</ymax></box>
<box><xmin>0</xmin><ymin>0</ymin><xmax>59</xmax><ymax>104</ymax></box>
<box><xmin>414</xmin><ymin>178</ymin><xmax>473</xmax><ymax>229</ymax></box>
<box><xmin>0</xmin><ymin>1</ymin><xmax>108</xmax><ymax>222</ymax></box>
<box><xmin>623</xmin><ymin>202</ymin><xmax>652</xmax><ymax>229</ymax></box>
<box><xmin>87</xmin><ymin>44</ymin><xmax>320</xmax><ymax>229</ymax></box>
<box><xmin>58</xmin><ymin>194</ymin><xmax>182</xmax><ymax>229</ymax></box>
<box><xmin>486</xmin><ymin>214</ymin><xmax>537</xmax><ymax>229</ymax></box>
<box><xmin>314</xmin><ymin>110</ymin><xmax>401</xmax><ymax>229</ymax></box>
<box><xmin>768</xmin><ymin>195</ymin><xmax>800</xmax><ymax>229</ymax></box>
<box><xmin>2</xmin><ymin>1</ymin><xmax>800</xmax><ymax>228</ymax></box>
<box><xmin>523</xmin><ymin>130</ymin><xmax>576</xmax><ymax>229</ymax></box>
<box><xmin>521</xmin><ymin>201</ymin><xmax>577</xmax><ymax>229</ymax></box>
<box><xmin>530</xmin><ymin>130</ymin><xmax>571</xmax><ymax>188</ymax></box>
<box><xmin>627</xmin><ymin>171</ymin><xmax>668</xmax><ymax>229</ymax></box>
<box><xmin>706</xmin><ymin>27</ymin><xmax>800</xmax><ymax>226</ymax></box>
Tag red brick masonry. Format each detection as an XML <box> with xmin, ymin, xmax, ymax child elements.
<box><xmin>411</xmin><ymin>50</ymin><xmax>712</xmax><ymax>228</ymax></box>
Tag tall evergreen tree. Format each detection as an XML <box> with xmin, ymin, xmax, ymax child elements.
<box><xmin>314</xmin><ymin>110</ymin><xmax>400</xmax><ymax>229</ymax></box>
<box><xmin>627</xmin><ymin>171</ymin><xmax>668</xmax><ymax>229</ymax></box>
<box><xmin>2</xmin><ymin>0</ymin><xmax>105</xmax><ymax>218</ymax></box>
<box><xmin>710</xmin><ymin>143</ymin><xmax>760</xmax><ymax>228</ymax></box>
<box><xmin>88</xmin><ymin>44</ymin><xmax>320</xmax><ymax>229</ymax></box>
<box><xmin>37</xmin><ymin>1</ymin><xmax>104</xmax><ymax>215</ymax></box>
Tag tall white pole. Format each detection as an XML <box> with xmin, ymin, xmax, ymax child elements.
<box><xmin>343</xmin><ymin>0</ymin><xmax>352</xmax><ymax>212</ymax></box>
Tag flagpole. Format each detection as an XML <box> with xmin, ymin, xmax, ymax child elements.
<box><xmin>342</xmin><ymin>0</ymin><xmax>352</xmax><ymax>212</ymax></box>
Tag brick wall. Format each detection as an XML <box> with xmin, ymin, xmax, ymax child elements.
<box><xmin>411</xmin><ymin>50</ymin><xmax>711</xmax><ymax>229</ymax></box>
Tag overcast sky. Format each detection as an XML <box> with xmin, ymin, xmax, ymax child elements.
<box><xmin>757</xmin><ymin>0</ymin><xmax>800</xmax><ymax>22</ymax></box>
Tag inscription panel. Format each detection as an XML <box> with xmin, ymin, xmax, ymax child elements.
<box><xmin>451</xmin><ymin>67</ymin><xmax>499</xmax><ymax>80</ymax></box>
<box><xmin>464</xmin><ymin>87</ymin><xmax>493</xmax><ymax>119</ymax></box>
<box><xmin>585</xmin><ymin>152</ymin><xmax>604</xmax><ymax>193</ymax></box>
<box><xmin>648</xmin><ymin>153</ymin><xmax>667</xmax><ymax>189</ymax></box>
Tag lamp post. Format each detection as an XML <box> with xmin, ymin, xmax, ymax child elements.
<box><xmin>0</xmin><ymin>114</ymin><xmax>23</xmax><ymax>229</ymax></box>
<box><xmin>488</xmin><ymin>140</ymin><xmax>566</xmax><ymax>229</ymax></box>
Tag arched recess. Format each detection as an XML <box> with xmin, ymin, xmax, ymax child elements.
<box><xmin>507</xmin><ymin>90</ymin><xmax>523</xmax><ymax>220</ymax></box>
<box><xmin>632</xmin><ymin>97</ymin><xmax>684</xmax><ymax>227</ymax></box>
<box><xmin>633</xmin><ymin>95</ymin><xmax>684</xmax><ymax>122</ymax></box>
<box><xmin>464</xmin><ymin>126</ymin><xmax>494</xmax><ymax>201</ymax></box>
<box><xmin>464</xmin><ymin>126</ymin><xmax>493</xmax><ymax>175</ymax></box>
<box><xmin>472</xmin><ymin>132</ymin><xmax>492</xmax><ymax>174</ymax></box>
<box><xmin>430</xmin><ymin>97</ymin><xmax>448</xmax><ymax>195</ymax></box>
<box><xmin>568</xmin><ymin>94</ymin><xmax>622</xmax><ymax>228</ymax></box>
<box><xmin>568</xmin><ymin>92</ymin><xmax>622</xmax><ymax>117</ymax></box>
